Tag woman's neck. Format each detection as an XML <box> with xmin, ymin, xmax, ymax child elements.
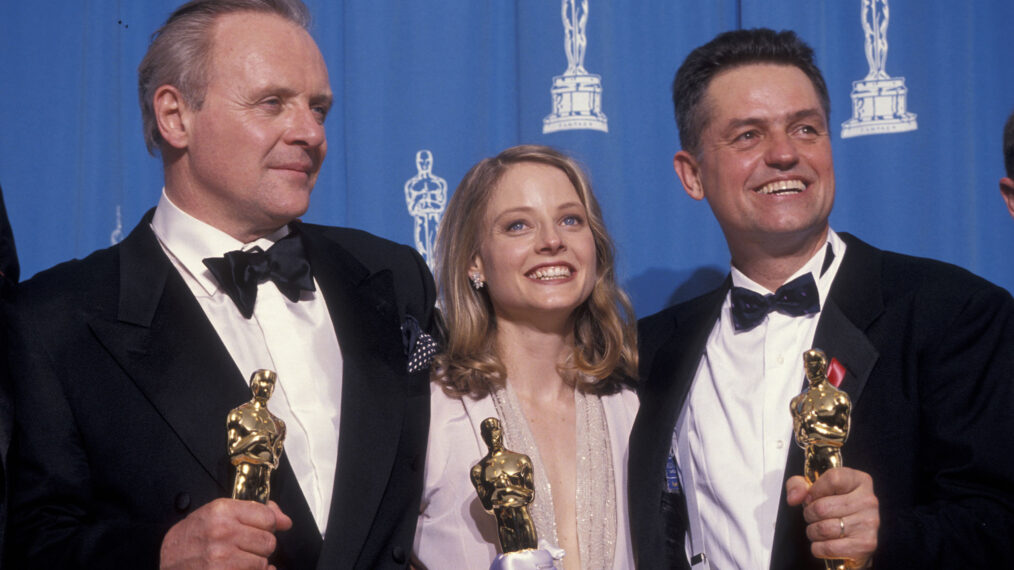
<box><xmin>495</xmin><ymin>320</ymin><xmax>575</xmax><ymax>403</ymax></box>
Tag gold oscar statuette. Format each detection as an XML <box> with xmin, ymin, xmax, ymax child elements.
<box><xmin>790</xmin><ymin>349</ymin><xmax>852</xmax><ymax>570</ymax></box>
<box><xmin>471</xmin><ymin>417</ymin><xmax>539</xmax><ymax>554</ymax></box>
<box><xmin>227</xmin><ymin>369</ymin><xmax>286</xmax><ymax>504</ymax></box>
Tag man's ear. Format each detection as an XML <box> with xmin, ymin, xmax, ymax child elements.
<box><xmin>674</xmin><ymin>150</ymin><xmax>705</xmax><ymax>201</ymax></box>
<box><xmin>1001</xmin><ymin>177</ymin><xmax>1014</xmax><ymax>219</ymax></box>
<box><xmin>153</xmin><ymin>85</ymin><xmax>191</xmax><ymax>150</ymax></box>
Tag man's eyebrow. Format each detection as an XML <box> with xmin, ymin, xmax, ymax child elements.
<box><xmin>722</xmin><ymin>107</ymin><xmax>826</xmax><ymax>132</ymax></box>
<box><xmin>311</xmin><ymin>92</ymin><xmax>334</xmax><ymax>110</ymax></box>
<box><xmin>787</xmin><ymin>108</ymin><xmax>826</xmax><ymax>123</ymax></box>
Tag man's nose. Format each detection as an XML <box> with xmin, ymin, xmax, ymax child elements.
<box><xmin>764</xmin><ymin>132</ymin><xmax>800</xmax><ymax>169</ymax></box>
<box><xmin>285</xmin><ymin>106</ymin><xmax>326</xmax><ymax>148</ymax></box>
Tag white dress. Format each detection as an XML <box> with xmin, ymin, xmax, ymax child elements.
<box><xmin>412</xmin><ymin>381</ymin><xmax>638</xmax><ymax>569</ymax></box>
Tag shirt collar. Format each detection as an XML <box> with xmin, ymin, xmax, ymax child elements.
<box><xmin>729</xmin><ymin>229</ymin><xmax>846</xmax><ymax>309</ymax></box>
<box><xmin>150</xmin><ymin>189</ymin><xmax>289</xmax><ymax>296</ymax></box>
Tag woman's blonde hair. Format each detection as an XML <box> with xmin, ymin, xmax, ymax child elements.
<box><xmin>433</xmin><ymin>145</ymin><xmax>637</xmax><ymax>397</ymax></box>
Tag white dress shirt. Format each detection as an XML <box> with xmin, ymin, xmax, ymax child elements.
<box><xmin>150</xmin><ymin>191</ymin><xmax>343</xmax><ymax>534</ymax></box>
<box><xmin>677</xmin><ymin>230</ymin><xmax>846</xmax><ymax>569</ymax></box>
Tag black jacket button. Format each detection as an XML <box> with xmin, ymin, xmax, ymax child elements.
<box><xmin>392</xmin><ymin>545</ymin><xmax>406</xmax><ymax>563</ymax></box>
<box><xmin>174</xmin><ymin>492</ymin><xmax>191</xmax><ymax>512</ymax></box>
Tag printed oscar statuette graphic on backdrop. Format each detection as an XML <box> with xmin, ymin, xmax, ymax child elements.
<box><xmin>110</xmin><ymin>204</ymin><xmax>124</xmax><ymax>245</ymax></box>
<box><xmin>471</xmin><ymin>417</ymin><xmax>557</xmax><ymax>569</ymax></box>
<box><xmin>790</xmin><ymin>350</ymin><xmax>852</xmax><ymax>570</ymax></box>
<box><xmin>841</xmin><ymin>0</ymin><xmax>917</xmax><ymax>138</ymax></box>
<box><xmin>228</xmin><ymin>369</ymin><xmax>286</xmax><ymax>504</ymax></box>
<box><xmin>404</xmin><ymin>149</ymin><xmax>447</xmax><ymax>270</ymax></box>
<box><xmin>542</xmin><ymin>0</ymin><xmax>608</xmax><ymax>134</ymax></box>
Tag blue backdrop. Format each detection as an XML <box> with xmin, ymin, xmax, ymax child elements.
<box><xmin>2</xmin><ymin>0</ymin><xmax>1012</xmax><ymax>317</ymax></box>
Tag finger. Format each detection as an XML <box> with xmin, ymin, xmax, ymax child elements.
<box><xmin>204</xmin><ymin>543</ymin><xmax>272</xmax><ymax>569</ymax></box>
<box><xmin>806</xmin><ymin>511</ymin><xmax>879</xmax><ymax>565</ymax></box>
<box><xmin>806</xmin><ymin>467</ymin><xmax>872</xmax><ymax>501</ymax></box>
<box><xmin>785</xmin><ymin>475</ymin><xmax>811</xmax><ymax>506</ymax></box>
<box><xmin>232</xmin><ymin>526</ymin><xmax>278</xmax><ymax>559</ymax></box>
<box><xmin>267</xmin><ymin>500</ymin><xmax>293</xmax><ymax>532</ymax></box>
<box><xmin>810</xmin><ymin>535</ymin><xmax>877</xmax><ymax>567</ymax></box>
<box><xmin>802</xmin><ymin>485</ymin><xmax>878</xmax><ymax>525</ymax></box>
<box><xmin>806</xmin><ymin>515</ymin><xmax>849</xmax><ymax>543</ymax></box>
<box><xmin>809</xmin><ymin>510</ymin><xmax>880</xmax><ymax>542</ymax></box>
<box><xmin>199</xmin><ymin>502</ymin><xmax>277</xmax><ymax>559</ymax></box>
<box><xmin>232</xmin><ymin>500</ymin><xmax>280</xmax><ymax>531</ymax></box>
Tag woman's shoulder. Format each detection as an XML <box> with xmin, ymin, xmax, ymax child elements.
<box><xmin>426</xmin><ymin>383</ymin><xmax>498</xmax><ymax>459</ymax></box>
<box><xmin>600</xmin><ymin>384</ymin><xmax>639</xmax><ymax>413</ymax></box>
<box><xmin>597</xmin><ymin>385</ymin><xmax>640</xmax><ymax>441</ymax></box>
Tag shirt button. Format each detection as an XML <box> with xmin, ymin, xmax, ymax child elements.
<box><xmin>776</xmin><ymin>440</ymin><xmax>784</xmax><ymax>449</ymax></box>
<box><xmin>776</xmin><ymin>355</ymin><xmax>784</xmax><ymax>365</ymax></box>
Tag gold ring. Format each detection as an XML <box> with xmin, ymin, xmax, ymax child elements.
<box><xmin>839</xmin><ymin>517</ymin><xmax>846</xmax><ymax>538</ymax></box>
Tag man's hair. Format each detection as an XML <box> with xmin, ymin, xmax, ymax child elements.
<box><xmin>1004</xmin><ymin>110</ymin><xmax>1014</xmax><ymax>179</ymax></box>
<box><xmin>432</xmin><ymin>145</ymin><xmax>638</xmax><ymax>398</ymax></box>
<box><xmin>672</xmin><ymin>28</ymin><xmax>831</xmax><ymax>154</ymax></box>
<box><xmin>137</xmin><ymin>0</ymin><xmax>310</xmax><ymax>155</ymax></box>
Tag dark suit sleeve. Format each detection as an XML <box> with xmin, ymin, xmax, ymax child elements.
<box><xmin>398</xmin><ymin>245</ymin><xmax>437</xmax><ymax>334</ymax></box>
<box><xmin>4</xmin><ymin>303</ymin><xmax>168</xmax><ymax>567</ymax></box>
<box><xmin>873</xmin><ymin>279</ymin><xmax>1014</xmax><ymax>567</ymax></box>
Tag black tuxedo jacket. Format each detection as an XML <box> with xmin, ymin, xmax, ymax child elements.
<box><xmin>4</xmin><ymin>211</ymin><xmax>436</xmax><ymax>569</ymax></box>
<box><xmin>630</xmin><ymin>233</ymin><xmax>1014</xmax><ymax>569</ymax></box>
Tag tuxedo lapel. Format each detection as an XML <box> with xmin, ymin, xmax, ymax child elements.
<box><xmin>87</xmin><ymin>215</ymin><xmax>250</xmax><ymax>492</ymax></box>
<box><xmin>770</xmin><ymin>234</ymin><xmax>883</xmax><ymax>569</ymax></box>
<box><xmin>86</xmin><ymin>216</ymin><xmax>323</xmax><ymax>568</ymax></box>
<box><xmin>298</xmin><ymin>225</ymin><xmax>410</xmax><ymax>568</ymax></box>
<box><xmin>647</xmin><ymin>281</ymin><xmax>729</xmax><ymax>458</ymax></box>
<box><xmin>814</xmin><ymin>233</ymin><xmax>884</xmax><ymax>407</ymax></box>
<box><xmin>812</xmin><ymin>301</ymin><xmax>879</xmax><ymax>406</ymax></box>
<box><xmin>630</xmin><ymin>280</ymin><xmax>727</xmax><ymax>569</ymax></box>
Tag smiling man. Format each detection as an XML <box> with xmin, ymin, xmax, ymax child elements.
<box><xmin>629</xmin><ymin>29</ymin><xmax>1014</xmax><ymax>569</ymax></box>
<box><xmin>5</xmin><ymin>1</ymin><xmax>435</xmax><ymax>568</ymax></box>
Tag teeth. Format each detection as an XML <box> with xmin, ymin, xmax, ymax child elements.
<box><xmin>528</xmin><ymin>266</ymin><xmax>572</xmax><ymax>280</ymax></box>
<box><xmin>757</xmin><ymin>179</ymin><xmax>806</xmax><ymax>195</ymax></box>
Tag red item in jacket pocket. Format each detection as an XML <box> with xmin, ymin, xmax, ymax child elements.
<box><xmin>828</xmin><ymin>357</ymin><xmax>845</xmax><ymax>388</ymax></box>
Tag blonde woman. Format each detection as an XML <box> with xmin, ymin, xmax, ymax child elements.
<box><xmin>413</xmin><ymin>145</ymin><xmax>638</xmax><ymax>569</ymax></box>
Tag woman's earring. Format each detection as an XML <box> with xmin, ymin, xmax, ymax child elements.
<box><xmin>470</xmin><ymin>273</ymin><xmax>485</xmax><ymax>290</ymax></box>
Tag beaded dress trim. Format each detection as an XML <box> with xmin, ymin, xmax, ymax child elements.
<box><xmin>490</xmin><ymin>382</ymin><xmax>617</xmax><ymax>569</ymax></box>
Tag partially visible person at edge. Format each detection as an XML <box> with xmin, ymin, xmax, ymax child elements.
<box><xmin>3</xmin><ymin>1</ymin><xmax>436</xmax><ymax>567</ymax></box>
<box><xmin>0</xmin><ymin>183</ymin><xmax>18</xmax><ymax>568</ymax></box>
<box><xmin>0</xmin><ymin>186</ymin><xmax>16</xmax><ymax>293</ymax></box>
<box><xmin>413</xmin><ymin>145</ymin><xmax>639</xmax><ymax>569</ymax></box>
<box><xmin>629</xmin><ymin>28</ymin><xmax>1014</xmax><ymax>569</ymax></box>
<box><xmin>1000</xmin><ymin>109</ymin><xmax>1014</xmax><ymax>219</ymax></box>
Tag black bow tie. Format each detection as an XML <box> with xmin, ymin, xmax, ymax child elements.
<box><xmin>203</xmin><ymin>231</ymin><xmax>316</xmax><ymax>319</ymax></box>
<box><xmin>729</xmin><ymin>273</ymin><xmax>819</xmax><ymax>332</ymax></box>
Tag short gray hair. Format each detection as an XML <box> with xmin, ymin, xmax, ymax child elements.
<box><xmin>137</xmin><ymin>0</ymin><xmax>311</xmax><ymax>155</ymax></box>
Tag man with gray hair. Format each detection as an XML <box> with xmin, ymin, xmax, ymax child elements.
<box><xmin>5</xmin><ymin>1</ymin><xmax>435</xmax><ymax>567</ymax></box>
<box><xmin>1000</xmin><ymin>110</ymin><xmax>1014</xmax><ymax>219</ymax></box>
